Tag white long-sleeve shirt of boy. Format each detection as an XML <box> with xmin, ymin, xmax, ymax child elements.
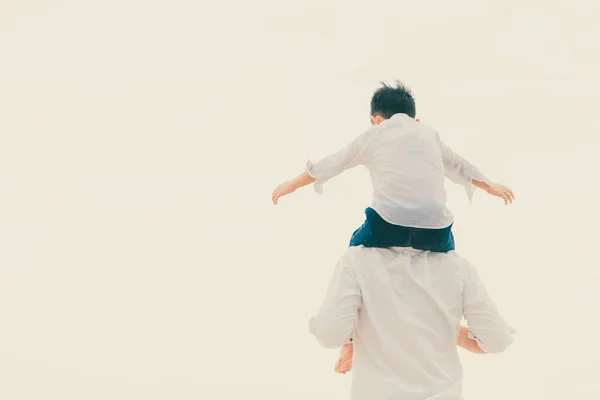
<box><xmin>305</xmin><ymin>113</ymin><xmax>490</xmax><ymax>229</ymax></box>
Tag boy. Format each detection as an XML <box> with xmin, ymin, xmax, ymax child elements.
<box><xmin>272</xmin><ymin>81</ymin><xmax>514</xmax><ymax>372</ymax></box>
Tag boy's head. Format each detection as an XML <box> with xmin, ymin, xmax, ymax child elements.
<box><xmin>370</xmin><ymin>80</ymin><xmax>416</xmax><ymax>125</ymax></box>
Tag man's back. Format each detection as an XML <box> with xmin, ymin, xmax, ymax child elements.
<box><xmin>309</xmin><ymin>247</ymin><xmax>514</xmax><ymax>400</ymax></box>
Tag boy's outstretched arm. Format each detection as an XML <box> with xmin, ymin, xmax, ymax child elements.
<box><xmin>272</xmin><ymin>172</ymin><xmax>315</xmax><ymax>205</ymax></box>
<box><xmin>272</xmin><ymin>128</ymin><xmax>373</xmax><ymax>205</ymax></box>
<box><xmin>436</xmin><ymin>134</ymin><xmax>515</xmax><ymax>205</ymax></box>
<box><xmin>471</xmin><ymin>180</ymin><xmax>515</xmax><ymax>205</ymax></box>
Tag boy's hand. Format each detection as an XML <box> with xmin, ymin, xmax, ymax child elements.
<box><xmin>485</xmin><ymin>183</ymin><xmax>515</xmax><ymax>205</ymax></box>
<box><xmin>272</xmin><ymin>181</ymin><xmax>297</xmax><ymax>205</ymax></box>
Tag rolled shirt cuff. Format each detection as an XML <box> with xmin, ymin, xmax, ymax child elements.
<box><xmin>465</xmin><ymin>183</ymin><xmax>476</xmax><ymax>203</ymax></box>
<box><xmin>305</xmin><ymin>160</ymin><xmax>324</xmax><ymax>194</ymax></box>
<box><xmin>468</xmin><ymin>324</ymin><xmax>516</xmax><ymax>354</ymax></box>
<box><xmin>466</xmin><ymin>175</ymin><xmax>492</xmax><ymax>203</ymax></box>
<box><xmin>447</xmin><ymin>170</ymin><xmax>491</xmax><ymax>204</ymax></box>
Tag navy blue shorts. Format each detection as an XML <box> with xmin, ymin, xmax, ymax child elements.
<box><xmin>349</xmin><ymin>207</ymin><xmax>455</xmax><ymax>252</ymax></box>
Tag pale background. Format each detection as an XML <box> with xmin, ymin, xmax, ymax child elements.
<box><xmin>1</xmin><ymin>1</ymin><xmax>599</xmax><ymax>399</ymax></box>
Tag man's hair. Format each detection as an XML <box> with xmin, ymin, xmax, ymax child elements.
<box><xmin>370</xmin><ymin>80</ymin><xmax>416</xmax><ymax>119</ymax></box>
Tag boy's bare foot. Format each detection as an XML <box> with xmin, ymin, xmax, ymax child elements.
<box><xmin>334</xmin><ymin>342</ymin><xmax>354</xmax><ymax>374</ymax></box>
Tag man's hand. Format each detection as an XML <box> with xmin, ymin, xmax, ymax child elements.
<box><xmin>485</xmin><ymin>183</ymin><xmax>515</xmax><ymax>205</ymax></box>
<box><xmin>334</xmin><ymin>342</ymin><xmax>354</xmax><ymax>374</ymax></box>
<box><xmin>272</xmin><ymin>181</ymin><xmax>297</xmax><ymax>205</ymax></box>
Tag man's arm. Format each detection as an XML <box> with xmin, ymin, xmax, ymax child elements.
<box><xmin>457</xmin><ymin>326</ymin><xmax>485</xmax><ymax>354</ymax></box>
<box><xmin>461</xmin><ymin>264</ymin><xmax>516</xmax><ymax>354</ymax></box>
<box><xmin>308</xmin><ymin>253</ymin><xmax>362</xmax><ymax>349</ymax></box>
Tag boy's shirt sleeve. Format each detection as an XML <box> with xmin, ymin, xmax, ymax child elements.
<box><xmin>436</xmin><ymin>133</ymin><xmax>491</xmax><ymax>203</ymax></box>
<box><xmin>305</xmin><ymin>128</ymin><xmax>374</xmax><ymax>194</ymax></box>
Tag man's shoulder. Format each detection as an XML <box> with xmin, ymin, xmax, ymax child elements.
<box><xmin>338</xmin><ymin>246</ymin><xmax>384</xmax><ymax>268</ymax></box>
<box><xmin>432</xmin><ymin>251</ymin><xmax>480</xmax><ymax>283</ymax></box>
<box><xmin>342</xmin><ymin>245</ymin><xmax>395</xmax><ymax>259</ymax></box>
<box><xmin>339</xmin><ymin>246</ymin><xmax>370</xmax><ymax>265</ymax></box>
<box><xmin>339</xmin><ymin>247</ymin><xmax>477</xmax><ymax>272</ymax></box>
<box><xmin>338</xmin><ymin>246</ymin><xmax>401</xmax><ymax>273</ymax></box>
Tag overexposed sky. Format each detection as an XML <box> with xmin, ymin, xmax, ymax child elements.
<box><xmin>1</xmin><ymin>1</ymin><xmax>599</xmax><ymax>399</ymax></box>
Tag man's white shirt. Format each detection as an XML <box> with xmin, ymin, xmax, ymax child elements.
<box><xmin>309</xmin><ymin>247</ymin><xmax>515</xmax><ymax>400</ymax></box>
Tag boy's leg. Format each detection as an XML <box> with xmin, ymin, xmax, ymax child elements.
<box><xmin>349</xmin><ymin>209</ymin><xmax>375</xmax><ymax>247</ymax></box>
<box><xmin>411</xmin><ymin>224</ymin><xmax>455</xmax><ymax>253</ymax></box>
<box><xmin>350</xmin><ymin>208</ymin><xmax>413</xmax><ymax>248</ymax></box>
<box><xmin>444</xmin><ymin>228</ymin><xmax>456</xmax><ymax>252</ymax></box>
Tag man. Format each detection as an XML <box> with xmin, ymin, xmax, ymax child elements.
<box><xmin>309</xmin><ymin>246</ymin><xmax>515</xmax><ymax>400</ymax></box>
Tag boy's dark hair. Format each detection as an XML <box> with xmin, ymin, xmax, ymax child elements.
<box><xmin>370</xmin><ymin>80</ymin><xmax>416</xmax><ymax>119</ymax></box>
